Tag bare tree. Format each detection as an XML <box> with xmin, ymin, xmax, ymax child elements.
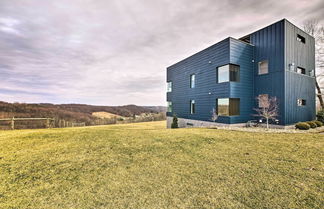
<box><xmin>303</xmin><ymin>19</ymin><xmax>324</xmax><ymax>109</ymax></box>
<box><xmin>253</xmin><ymin>95</ymin><xmax>279</xmax><ymax>129</ymax></box>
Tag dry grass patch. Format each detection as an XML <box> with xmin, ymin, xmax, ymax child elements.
<box><xmin>0</xmin><ymin>121</ymin><xmax>323</xmax><ymax>208</ymax></box>
<box><xmin>92</xmin><ymin>111</ymin><xmax>121</xmax><ymax>119</ymax></box>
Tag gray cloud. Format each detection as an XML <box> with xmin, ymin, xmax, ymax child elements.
<box><xmin>0</xmin><ymin>0</ymin><xmax>323</xmax><ymax>105</ymax></box>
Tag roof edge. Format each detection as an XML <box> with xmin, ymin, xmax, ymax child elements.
<box><xmin>238</xmin><ymin>18</ymin><xmax>286</xmax><ymax>40</ymax></box>
<box><xmin>167</xmin><ymin>37</ymin><xmax>231</xmax><ymax>69</ymax></box>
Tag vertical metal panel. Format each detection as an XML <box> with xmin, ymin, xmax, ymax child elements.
<box><xmin>284</xmin><ymin>20</ymin><xmax>316</xmax><ymax>124</ymax></box>
<box><xmin>251</xmin><ymin>20</ymin><xmax>286</xmax><ymax>124</ymax></box>
<box><xmin>284</xmin><ymin>72</ymin><xmax>316</xmax><ymax>123</ymax></box>
<box><xmin>166</xmin><ymin>37</ymin><xmax>254</xmax><ymax>124</ymax></box>
<box><xmin>166</xmin><ymin>38</ymin><xmax>231</xmax><ymax>121</ymax></box>
<box><xmin>229</xmin><ymin>38</ymin><xmax>254</xmax><ymax>123</ymax></box>
<box><xmin>284</xmin><ymin>20</ymin><xmax>315</xmax><ymax>74</ymax></box>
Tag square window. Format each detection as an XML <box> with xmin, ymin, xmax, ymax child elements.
<box><xmin>296</xmin><ymin>67</ymin><xmax>306</xmax><ymax>75</ymax></box>
<box><xmin>297</xmin><ymin>99</ymin><xmax>306</xmax><ymax>106</ymax></box>
<box><xmin>258</xmin><ymin>94</ymin><xmax>269</xmax><ymax>108</ymax></box>
<box><xmin>217</xmin><ymin>64</ymin><xmax>240</xmax><ymax>83</ymax></box>
<box><xmin>297</xmin><ymin>34</ymin><xmax>306</xmax><ymax>44</ymax></box>
<box><xmin>217</xmin><ymin>98</ymin><xmax>240</xmax><ymax>116</ymax></box>
<box><xmin>258</xmin><ymin>60</ymin><xmax>268</xmax><ymax>75</ymax></box>
<box><xmin>217</xmin><ymin>98</ymin><xmax>229</xmax><ymax>116</ymax></box>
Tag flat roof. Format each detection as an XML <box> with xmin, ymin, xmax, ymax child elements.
<box><xmin>167</xmin><ymin>37</ymin><xmax>253</xmax><ymax>69</ymax></box>
<box><xmin>239</xmin><ymin>18</ymin><xmax>314</xmax><ymax>40</ymax></box>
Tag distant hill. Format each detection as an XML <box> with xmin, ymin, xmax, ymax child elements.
<box><xmin>0</xmin><ymin>101</ymin><xmax>166</xmax><ymax>126</ymax></box>
<box><xmin>142</xmin><ymin>106</ymin><xmax>167</xmax><ymax>113</ymax></box>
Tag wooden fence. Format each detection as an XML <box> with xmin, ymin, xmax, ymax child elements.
<box><xmin>71</xmin><ymin>122</ymin><xmax>86</xmax><ymax>127</ymax></box>
<box><xmin>0</xmin><ymin>118</ymin><xmax>88</xmax><ymax>130</ymax></box>
<box><xmin>0</xmin><ymin>113</ymin><xmax>166</xmax><ymax>130</ymax></box>
<box><xmin>0</xmin><ymin>117</ymin><xmax>55</xmax><ymax>130</ymax></box>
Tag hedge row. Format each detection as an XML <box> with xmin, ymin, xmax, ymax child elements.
<box><xmin>295</xmin><ymin>120</ymin><xmax>323</xmax><ymax>130</ymax></box>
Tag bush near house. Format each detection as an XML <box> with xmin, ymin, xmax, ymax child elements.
<box><xmin>317</xmin><ymin>109</ymin><xmax>324</xmax><ymax>123</ymax></box>
<box><xmin>295</xmin><ymin>122</ymin><xmax>310</xmax><ymax>130</ymax></box>
<box><xmin>171</xmin><ymin>115</ymin><xmax>179</xmax><ymax>128</ymax></box>
<box><xmin>314</xmin><ymin>120</ymin><xmax>323</xmax><ymax>127</ymax></box>
<box><xmin>306</xmin><ymin>121</ymin><xmax>317</xmax><ymax>129</ymax></box>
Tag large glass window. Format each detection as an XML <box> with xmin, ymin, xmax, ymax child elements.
<box><xmin>217</xmin><ymin>98</ymin><xmax>240</xmax><ymax>116</ymax></box>
<box><xmin>218</xmin><ymin>65</ymin><xmax>229</xmax><ymax>83</ymax></box>
<box><xmin>167</xmin><ymin>82</ymin><xmax>172</xmax><ymax>92</ymax></box>
<box><xmin>217</xmin><ymin>64</ymin><xmax>240</xmax><ymax>83</ymax></box>
<box><xmin>167</xmin><ymin>101</ymin><xmax>172</xmax><ymax>112</ymax></box>
<box><xmin>190</xmin><ymin>100</ymin><xmax>195</xmax><ymax>114</ymax></box>
<box><xmin>190</xmin><ymin>74</ymin><xmax>195</xmax><ymax>88</ymax></box>
<box><xmin>258</xmin><ymin>60</ymin><xmax>268</xmax><ymax>75</ymax></box>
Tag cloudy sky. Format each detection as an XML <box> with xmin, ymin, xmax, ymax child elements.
<box><xmin>0</xmin><ymin>0</ymin><xmax>323</xmax><ymax>106</ymax></box>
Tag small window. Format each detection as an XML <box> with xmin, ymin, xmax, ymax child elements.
<box><xmin>217</xmin><ymin>98</ymin><xmax>240</xmax><ymax>116</ymax></box>
<box><xmin>258</xmin><ymin>60</ymin><xmax>268</xmax><ymax>75</ymax></box>
<box><xmin>190</xmin><ymin>74</ymin><xmax>195</xmax><ymax>88</ymax></box>
<box><xmin>217</xmin><ymin>64</ymin><xmax>240</xmax><ymax>83</ymax></box>
<box><xmin>296</xmin><ymin>66</ymin><xmax>306</xmax><ymax>75</ymax></box>
<box><xmin>297</xmin><ymin>34</ymin><xmax>305</xmax><ymax>44</ymax></box>
<box><xmin>190</xmin><ymin>100</ymin><xmax>195</xmax><ymax>114</ymax></box>
<box><xmin>167</xmin><ymin>82</ymin><xmax>172</xmax><ymax>92</ymax></box>
<box><xmin>258</xmin><ymin>94</ymin><xmax>269</xmax><ymax>108</ymax></box>
<box><xmin>297</xmin><ymin>99</ymin><xmax>306</xmax><ymax>106</ymax></box>
<box><xmin>167</xmin><ymin>101</ymin><xmax>172</xmax><ymax>112</ymax></box>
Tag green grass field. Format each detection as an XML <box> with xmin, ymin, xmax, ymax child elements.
<box><xmin>0</xmin><ymin>121</ymin><xmax>323</xmax><ymax>208</ymax></box>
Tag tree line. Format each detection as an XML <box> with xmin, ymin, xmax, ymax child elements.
<box><xmin>0</xmin><ymin>101</ymin><xmax>166</xmax><ymax>129</ymax></box>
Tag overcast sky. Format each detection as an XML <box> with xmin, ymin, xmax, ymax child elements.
<box><xmin>0</xmin><ymin>0</ymin><xmax>323</xmax><ymax>106</ymax></box>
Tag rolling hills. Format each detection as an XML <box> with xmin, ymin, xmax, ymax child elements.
<box><xmin>0</xmin><ymin>101</ymin><xmax>166</xmax><ymax>128</ymax></box>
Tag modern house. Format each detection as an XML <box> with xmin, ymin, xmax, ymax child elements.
<box><xmin>166</xmin><ymin>19</ymin><xmax>315</xmax><ymax>128</ymax></box>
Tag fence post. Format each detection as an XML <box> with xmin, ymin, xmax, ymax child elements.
<box><xmin>11</xmin><ymin>117</ymin><xmax>15</xmax><ymax>130</ymax></box>
<box><xmin>46</xmin><ymin>118</ymin><xmax>50</xmax><ymax>128</ymax></box>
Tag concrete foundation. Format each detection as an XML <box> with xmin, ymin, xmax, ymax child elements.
<box><xmin>166</xmin><ymin>117</ymin><xmax>246</xmax><ymax>128</ymax></box>
<box><xmin>166</xmin><ymin>117</ymin><xmax>295</xmax><ymax>129</ymax></box>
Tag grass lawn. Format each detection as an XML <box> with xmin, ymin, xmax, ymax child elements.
<box><xmin>0</xmin><ymin>121</ymin><xmax>323</xmax><ymax>208</ymax></box>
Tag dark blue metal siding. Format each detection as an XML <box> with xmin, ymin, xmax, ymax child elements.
<box><xmin>166</xmin><ymin>38</ymin><xmax>230</xmax><ymax>121</ymax></box>
<box><xmin>167</xmin><ymin>19</ymin><xmax>315</xmax><ymax>126</ymax></box>
<box><xmin>284</xmin><ymin>72</ymin><xmax>316</xmax><ymax>124</ymax></box>
<box><xmin>229</xmin><ymin>38</ymin><xmax>254</xmax><ymax>123</ymax></box>
<box><xmin>284</xmin><ymin>20</ymin><xmax>315</xmax><ymax>75</ymax></box>
<box><xmin>251</xmin><ymin>20</ymin><xmax>286</xmax><ymax>124</ymax></box>
<box><xmin>284</xmin><ymin>20</ymin><xmax>316</xmax><ymax>124</ymax></box>
<box><xmin>167</xmin><ymin>38</ymin><xmax>254</xmax><ymax>124</ymax></box>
